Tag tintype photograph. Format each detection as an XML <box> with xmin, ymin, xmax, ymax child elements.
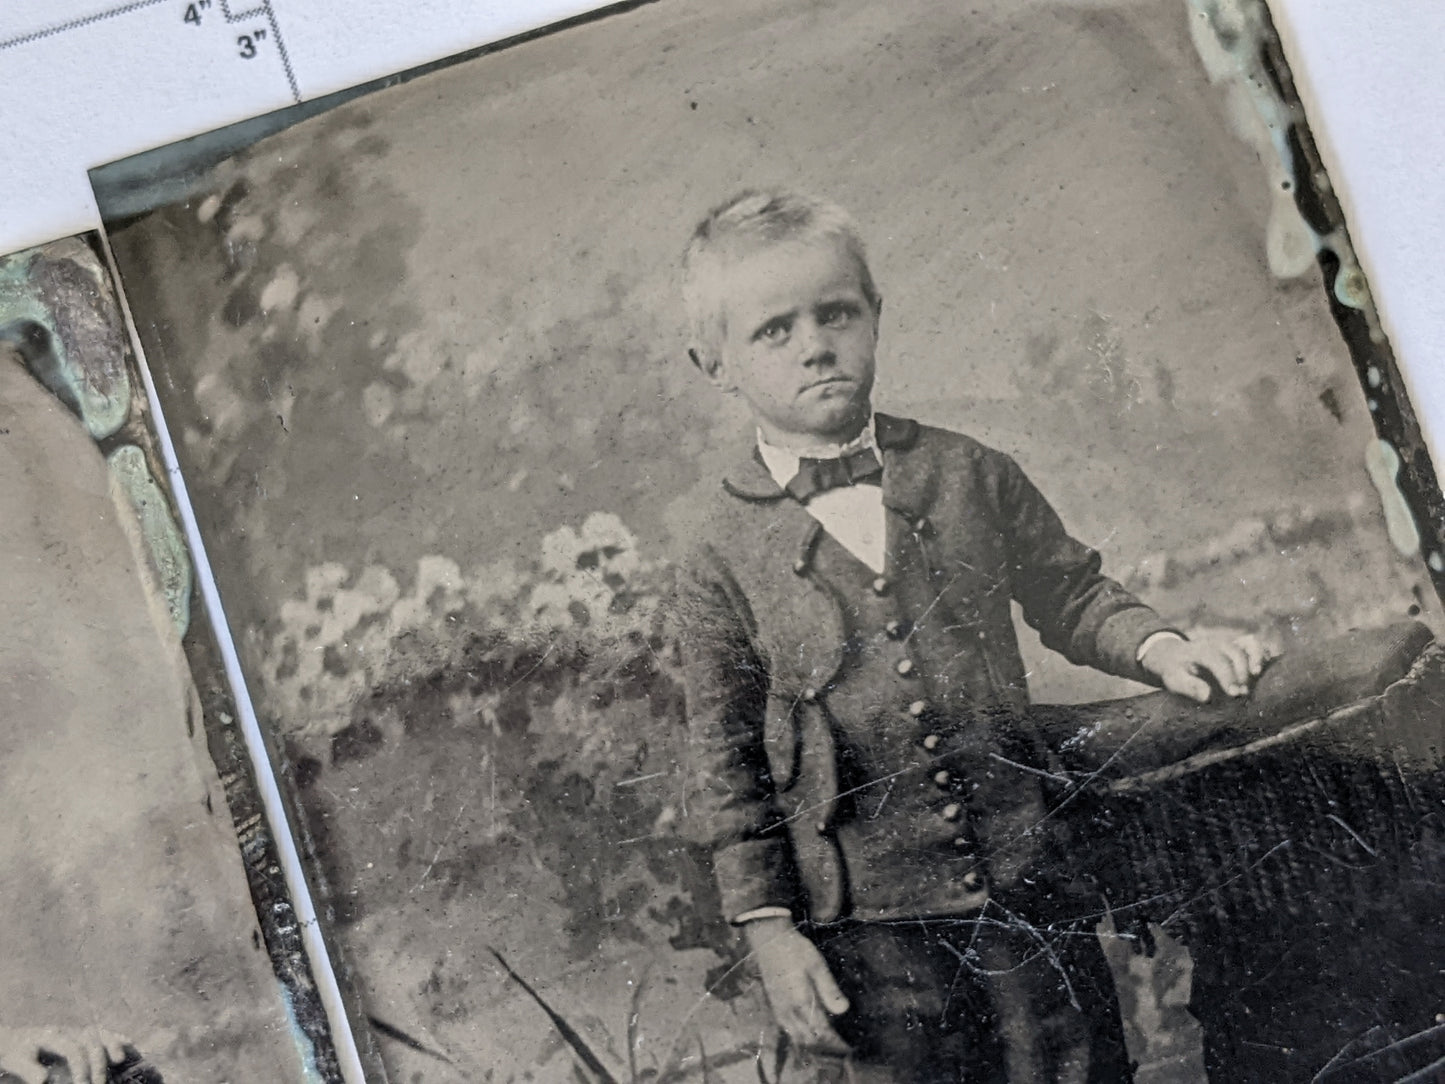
<box><xmin>0</xmin><ymin>238</ymin><xmax>318</xmax><ymax>1081</ymax></box>
<box><xmin>92</xmin><ymin>0</ymin><xmax>1445</xmax><ymax>1081</ymax></box>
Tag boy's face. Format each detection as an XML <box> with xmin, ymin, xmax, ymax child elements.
<box><xmin>705</xmin><ymin>237</ymin><xmax>879</xmax><ymax>447</ymax></box>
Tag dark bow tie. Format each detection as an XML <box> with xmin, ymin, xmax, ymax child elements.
<box><xmin>785</xmin><ymin>446</ymin><xmax>883</xmax><ymax>503</ymax></box>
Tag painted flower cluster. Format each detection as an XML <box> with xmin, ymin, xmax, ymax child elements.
<box><xmin>261</xmin><ymin>511</ymin><xmax>664</xmax><ymax>736</ymax></box>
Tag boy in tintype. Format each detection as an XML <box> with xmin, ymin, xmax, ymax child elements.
<box><xmin>674</xmin><ymin>190</ymin><xmax>1270</xmax><ymax>1082</ymax></box>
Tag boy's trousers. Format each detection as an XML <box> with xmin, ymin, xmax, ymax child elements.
<box><xmin>781</xmin><ymin>910</ymin><xmax>1132</xmax><ymax>1084</ymax></box>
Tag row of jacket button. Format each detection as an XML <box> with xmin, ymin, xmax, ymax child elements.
<box><xmin>796</xmin><ymin>554</ymin><xmax>981</xmax><ymax>886</ymax></box>
<box><xmin>910</xmin><ymin>698</ymin><xmax>980</xmax><ymax>857</ymax></box>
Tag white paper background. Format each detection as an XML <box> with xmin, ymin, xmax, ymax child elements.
<box><xmin>1270</xmin><ymin>4</ymin><xmax>1445</xmax><ymax>464</ymax></box>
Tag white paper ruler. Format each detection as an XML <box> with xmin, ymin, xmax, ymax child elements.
<box><xmin>0</xmin><ymin>0</ymin><xmax>597</xmax><ymax>256</ymax></box>
<box><xmin>3</xmin><ymin>0</ymin><xmax>301</xmax><ymax>99</ymax></box>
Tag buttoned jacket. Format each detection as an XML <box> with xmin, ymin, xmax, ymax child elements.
<box><xmin>676</xmin><ymin>414</ymin><xmax>1174</xmax><ymax>924</ymax></box>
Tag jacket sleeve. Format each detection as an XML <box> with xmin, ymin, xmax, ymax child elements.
<box><xmin>673</xmin><ymin>546</ymin><xmax>800</xmax><ymax>921</ymax></box>
<box><xmin>990</xmin><ymin>450</ymin><xmax>1176</xmax><ymax>682</ymax></box>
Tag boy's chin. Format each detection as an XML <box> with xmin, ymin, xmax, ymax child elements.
<box><xmin>799</xmin><ymin>403</ymin><xmax>872</xmax><ymax>441</ymax></box>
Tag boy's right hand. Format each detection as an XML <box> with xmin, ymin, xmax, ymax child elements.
<box><xmin>744</xmin><ymin>917</ymin><xmax>852</xmax><ymax>1055</ymax></box>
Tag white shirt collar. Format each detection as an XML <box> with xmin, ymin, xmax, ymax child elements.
<box><xmin>756</xmin><ymin>414</ymin><xmax>877</xmax><ymax>489</ymax></box>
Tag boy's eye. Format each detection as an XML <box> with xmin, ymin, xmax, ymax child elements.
<box><xmin>754</xmin><ymin>317</ymin><xmax>792</xmax><ymax>344</ymax></box>
<box><xmin>818</xmin><ymin>303</ymin><xmax>858</xmax><ymax>328</ymax></box>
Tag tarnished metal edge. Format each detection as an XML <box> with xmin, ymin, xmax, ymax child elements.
<box><xmin>1258</xmin><ymin>8</ymin><xmax>1445</xmax><ymax>600</ymax></box>
<box><xmin>89</xmin><ymin>229</ymin><xmax>377</xmax><ymax>1084</ymax></box>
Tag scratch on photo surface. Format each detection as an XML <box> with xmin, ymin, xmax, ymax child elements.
<box><xmin>504</xmin><ymin>640</ymin><xmax>558</xmax><ymax>693</ymax></box>
<box><xmin>923</xmin><ymin>914</ymin><xmax>1068</xmax><ymax>982</ymax></box>
<box><xmin>659</xmin><ymin>930</ymin><xmax>778</xmax><ymax>1060</ymax></box>
<box><xmin>903</xmin><ymin>571</ymin><xmax>964</xmax><ymax>643</ymax></box>
<box><xmin>986</xmin><ymin>712</ymin><xmax>1163</xmax><ymax>861</ymax></box>
<box><xmin>988</xmin><ymin>751</ymin><xmax>1072</xmax><ymax>786</ymax></box>
<box><xmin>616</xmin><ymin>771</ymin><xmax>669</xmax><ymax>787</ymax></box>
<box><xmin>869</xmin><ymin>777</ymin><xmax>896</xmax><ymax>819</ymax></box>
<box><xmin>777</xmin><ymin>764</ymin><xmax>919</xmax><ymax>829</ymax></box>
<box><xmin>1311</xmin><ymin>1022</ymin><xmax>1445</xmax><ymax>1083</ymax></box>
<box><xmin>410</xmin><ymin>801</ymin><xmax>466</xmax><ymax>894</ymax></box>
<box><xmin>989</xmin><ymin>900</ymin><xmax>1082</xmax><ymax>1011</ymax></box>
<box><xmin>1157</xmin><ymin>839</ymin><xmax>1293</xmax><ymax>929</ymax></box>
<box><xmin>1324</xmin><ymin>813</ymin><xmax>1380</xmax><ymax>858</ymax></box>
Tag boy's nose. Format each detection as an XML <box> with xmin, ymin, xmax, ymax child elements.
<box><xmin>796</xmin><ymin>320</ymin><xmax>835</xmax><ymax>366</ymax></box>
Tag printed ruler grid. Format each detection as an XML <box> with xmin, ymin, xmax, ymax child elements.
<box><xmin>0</xmin><ymin>0</ymin><xmax>298</xmax><ymax>97</ymax></box>
<box><xmin>0</xmin><ymin>0</ymin><xmax>174</xmax><ymax>52</ymax></box>
<box><xmin>0</xmin><ymin>0</ymin><xmax>598</xmax><ymax>257</ymax></box>
<box><xmin>0</xmin><ymin>0</ymin><xmax>303</xmax><ymax>255</ymax></box>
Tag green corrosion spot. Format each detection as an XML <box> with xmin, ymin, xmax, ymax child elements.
<box><xmin>1364</xmin><ymin>438</ymin><xmax>1420</xmax><ymax>559</ymax></box>
<box><xmin>0</xmin><ymin>239</ymin><xmax>133</xmax><ymax>440</ymax></box>
<box><xmin>108</xmin><ymin>444</ymin><xmax>193</xmax><ymax>634</ymax></box>
<box><xmin>1334</xmin><ymin>265</ymin><xmax>1371</xmax><ymax>310</ymax></box>
<box><xmin>1188</xmin><ymin>0</ymin><xmax>1321</xmax><ymax>279</ymax></box>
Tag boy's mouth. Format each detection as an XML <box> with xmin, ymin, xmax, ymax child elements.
<box><xmin>802</xmin><ymin>376</ymin><xmax>853</xmax><ymax>393</ymax></box>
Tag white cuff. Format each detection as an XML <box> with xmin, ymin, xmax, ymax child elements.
<box><xmin>731</xmin><ymin>906</ymin><xmax>793</xmax><ymax>925</ymax></box>
<box><xmin>1136</xmin><ymin>630</ymin><xmax>1185</xmax><ymax>663</ymax></box>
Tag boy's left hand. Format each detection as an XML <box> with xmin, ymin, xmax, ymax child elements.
<box><xmin>0</xmin><ymin>1026</ymin><xmax>135</xmax><ymax>1083</ymax></box>
<box><xmin>1140</xmin><ymin>632</ymin><xmax>1274</xmax><ymax>703</ymax></box>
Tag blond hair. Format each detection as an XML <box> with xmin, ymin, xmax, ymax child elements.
<box><xmin>682</xmin><ymin>188</ymin><xmax>879</xmax><ymax>371</ymax></box>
